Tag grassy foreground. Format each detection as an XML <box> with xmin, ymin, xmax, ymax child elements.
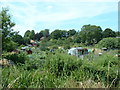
<box><xmin>1</xmin><ymin>49</ymin><xmax>120</xmax><ymax>88</ymax></box>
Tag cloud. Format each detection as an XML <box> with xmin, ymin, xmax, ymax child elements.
<box><xmin>0</xmin><ymin>0</ymin><xmax>117</xmax><ymax>36</ymax></box>
<box><xmin>47</xmin><ymin>5</ymin><xmax>53</xmax><ymax>9</ymax></box>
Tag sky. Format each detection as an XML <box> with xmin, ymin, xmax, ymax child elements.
<box><xmin>0</xmin><ymin>0</ymin><xmax>119</xmax><ymax>36</ymax></box>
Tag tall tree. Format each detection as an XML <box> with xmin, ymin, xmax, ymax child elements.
<box><xmin>0</xmin><ymin>8</ymin><xmax>17</xmax><ymax>51</ymax></box>
<box><xmin>80</xmin><ymin>24</ymin><xmax>103</xmax><ymax>45</ymax></box>
<box><xmin>24</xmin><ymin>30</ymin><xmax>31</xmax><ymax>44</ymax></box>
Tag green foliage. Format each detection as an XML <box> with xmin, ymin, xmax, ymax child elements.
<box><xmin>2</xmin><ymin>52</ymin><xmax>28</xmax><ymax>64</ymax></box>
<box><xmin>45</xmin><ymin>52</ymin><xmax>82</xmax><ymax>76</ymax></box>
<box><xmin>50</xmin><ymin>29</ymin><xmax>63</xmax><ymax>39</ymax></box>
<box><xmin>40</xmin><ymin>46</ymin><xmax>49</xmax><ymax>51</ymax></box>
<box><xmin>23</xmin><ymin>37</ymin><xmax>30</xmax><ymax>44</ymax></box>
<box><xmin>3</xmin><ymin>40</ymin><xmax>18</xmax><ymax>52</ymax></box>
<box><xmin>34</xmin><ymin>32</ymin><xmax>43</xmax><ymax>41</ymax></box>
<box><xmin>115</xmin><ymin>31</ymin><xmax>120</xmax><ymax>37</ymax></box>
<box><xmin>1</xmin><ymin>8</ymin><xmax>119</xmax><ymax>88</ymax></box>
<box><xmin>30</xmin><ymin>30</ymin><xmax>35</xmax><ymax>40</ymax></box>
<box><xmin>97</xmin><ymin>37</ymin><xmax>119</xmax><ymax>49</ymax></box>
<box><xmin>0</xmin><ymin>8</ymin><xmax>16</xmax><ymax>51</ymax></box>
<box><xmin>50</xmin><ymin>29</ymin><xmax>68</xmax><ymax>39</ymax></box>
<box><xmin>80</xmin><ymin>24</ymin><xmax>103</xmax><ymax>45</ymax></box>
<box><xmin>0</xmin><ymin>8</ymin><xmax>15</xmax><ymax>39</ymax></box>
<box><xmin>64</xmin><ymin>45</ymin><xmax>70</xmax><ymax>49</ymax></box>
<box><xmin>11</xmin><ymin>34</ymin><xmax>24</xmax><ymax>45</ymax></box>
<box><xmin>40</xmin><ymin>29</ymin><xmax>49</xmax><ymax>38</ymax></box>
<box><xmin>103</xmin><ymin>28</ymin><xmax>116</xmax><ymax>38</ymax></box>
<box><xmin>1</xmin><ymin>49</ymin><xmax>119</xmax><ymax>88</ymax></box>
<box><xmin>68</xmin><ymin>29</ymin><xmax>76</xmax><ymax>36</ymax></box>
<box><xmin>24</xmin><ymin>30</ymin><xmax>35</xmax><ymax>43</ymax></box>
<box><xmin>74</xmin><ymin>35</ymin><xmax>81</xmax><ymax>43</ymax></box>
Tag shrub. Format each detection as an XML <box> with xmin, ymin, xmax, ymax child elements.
<box><xmin>97</xmin><ymin>37</ymin><xmax>119</xmax><ymax>49</ymax></box>
<box><xmin>2</xmin><ymin>52</ymin><xmax>28</xmax><ymax>64</ymax></box>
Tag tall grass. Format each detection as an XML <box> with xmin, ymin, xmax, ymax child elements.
<box><xmin>1</xmin><ymin>49</ymin><xmax>119</xmax><ymax>88</ymax></box>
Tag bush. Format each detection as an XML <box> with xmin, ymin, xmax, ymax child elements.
<box><xmin>2</xmin><ymin>52</ymin><xmax>28</xmax><ymax>64</ymax></box>
<box><xmin>97</xmin><ymin>37</ymin><xmax>120</xmax><ymax>49</ymax></box>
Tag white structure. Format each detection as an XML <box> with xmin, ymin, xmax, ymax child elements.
<box><xmin>68</xmin><ymin>47</ymin><xmax>88</xmax><ymax>57</ymax></box>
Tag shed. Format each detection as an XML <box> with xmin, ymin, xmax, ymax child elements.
<box><xmin>68</xmin><ymin>47</ymin><xmax>88</xmax><ymax>57</ymax></box>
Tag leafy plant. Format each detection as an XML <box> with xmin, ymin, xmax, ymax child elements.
<box><xmin>2</xmin><ymin>52</ymin><xmax>28</xmax><ymax>64</ymax></box>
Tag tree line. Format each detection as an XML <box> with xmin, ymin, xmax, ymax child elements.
<box><xmin>1</xmin><ymin>8</ymin><xmax>120</xmax><ymax>51</ymax></box>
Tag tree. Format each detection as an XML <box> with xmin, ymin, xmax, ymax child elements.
<box><xmin>61</xmin><ymin>30</ymin><xmax>68</xmax><ymax>38</ymax></box>
<box><xmin>40</xmin><ymin>29</ymin><xmax>49</xmax><ymax>38</ymax></box>
<box><xmin>74</xmin><ymin>35</ymin><xmax>81</xmax><ymax>43</ymax></box>
<box><xmin>24</xmin><ymin>37</ymin><xmax>30</xmax><ymax>44</ymax></box>
<box><xmin>68</xmin><ymin>29</ymin><xmax>76</xmax><ymax>36</ymax></box>
<box><xmin>50</xmin><ymin>29</ymin><xmax>69</xmax><ymax>39</ymax></box>
<box><xmin>35</xmin><ymin>32</ymin><xmax>43</xmax><ymax>41</ymax></box>
<box><xmin>24</xmin><ymin>30</ymin><xmax>31</xmax><ymax>38</ymax></box>
<box><xmin>11</xmin><ymin>33</ymin><xmax>24</xmax><ymax>45</ymax></box>
<box><xmin>0</xmin><ymin>8</ymin><xmax>15</xmax><ymax>39</ymax></box>
<box><xmin>30</xmin><ymin>30</ymin><xmax>35</xmax><ymax>40</ymax></box>
<box><xmin>103</xmin><ymin>28</ymin><xmax>116</xmax><ymax>38</ymax></box>
<box><xmin>50</xmin><ymin>29</ymin><xmax>62</xmax><ymax>39</ymax></box>
<box><xmin>24</xmin><ymin>30</ymin><xmax>35</xmax><ymax>44</ymax></box>
<box><xmin>0</xmin><ymin>8</ymin><xmax>17</xmax><ymax>51</ymax></box>
<box><xmin>80</xmin><ymin>24</ymin><xmax>103</xmax><ymax>45</ymax></box>
<box><xmin>115</xmin><ymin>31</ymin><xmax>120</xmax><ymax>37</ymax></box>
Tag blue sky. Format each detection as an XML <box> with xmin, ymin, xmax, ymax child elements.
<box><xmin>0</xmin><ymin>0</ymin><xmax>119</xmax><ymax>36</ymax></box>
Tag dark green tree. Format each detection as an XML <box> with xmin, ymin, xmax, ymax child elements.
<box><xmin>34</xmin><ymin>32</ymin><xmax>43</xmax><ymax>41</ymax></box>
<box><xmin>68</xmin><ymin>29</ymin><xmax>76</xmax><ymax>36</ymax></box>
<box><xmin>30</xmin><ymin>30</ymin><xmax>35</xmax><ymax>40</ymax></box>
<box><xmin>24</xmin><ymin>37</ymin><xmax>30</xmax><ymax>44</ymax></box>
<box><xmin>24</xmin><ymin>30</ymin><xmax>31</xmax><ymax>44</ymax></box>
<box><xmin>40</xmin><ymin>29</ymin><xmax>49</xmax><ymax>38</ymax></box>
<box><xmin>11</xmin><ymin>33</ymin><xmax>24</xmax><ymax>45</ymax></box>
<box><xmin>80</xmin><ymin>24</ymin><xmax>103</xmax><ymax>45</ymax></box>
<box><xmin>24</xmin><ymin>30</ymin><xmax>31</xmax><ymax>38</ymax></box>
<box><xmin>24</xmin><ymin>30</ymin><xmax>35</xmax><ymax>44</ymax></box>
<box><xmin>61</xmin><ymin>30</ymin><xmax>68</xmax><ymax>38</ymax></box>
<box><xmin>115</xmin><ymin>31</ymin><xmax>120</xmax><ymax>37</ymax></box>
<box><xmin>103</xmin><ymin>28</ymin><xmax>116</xmax><ymax>38</ymax></box>
<box><xmin>50</xmin><ymin>29</ymin><xmax>62</xmax><ymax>39</ymax></box>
